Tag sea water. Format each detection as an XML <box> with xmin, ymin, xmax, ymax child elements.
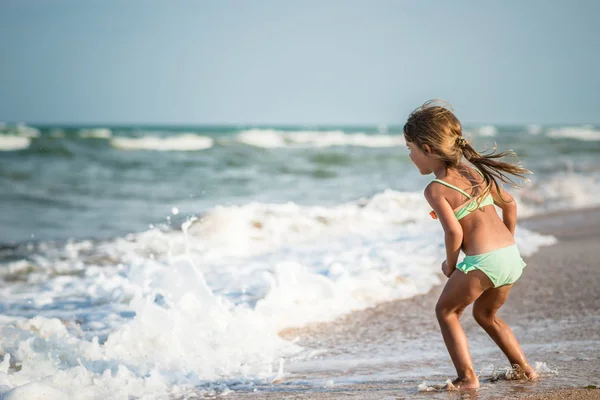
<box><xmin>0</xmin><ymin>124</ymin><xmax>598</xmax><ymax>398</ymax></box>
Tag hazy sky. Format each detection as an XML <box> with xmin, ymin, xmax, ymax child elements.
<box><xmin>0</xmin><ymin>0</ymin><xmax>598</xmax><ymax>125</ymax></box>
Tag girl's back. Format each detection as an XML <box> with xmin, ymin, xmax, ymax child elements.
<box><xmin>429</xmin><ymin>163</ymin><xmax>516</xmax><ymax>256</ymax></box>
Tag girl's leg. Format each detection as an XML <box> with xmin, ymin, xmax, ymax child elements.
<box><xmin>435</xmin><ymin>269</ymin><xmax>494</xmax><ymax>389</ymax></box>
<box><xmin>472</xmin><ymin>285</ymin><xmax>537</xmax><ymax>379</ymax></box>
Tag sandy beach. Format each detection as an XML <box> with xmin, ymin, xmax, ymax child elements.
<box><xmin>228</xmin><ymin>207</ymin><xmax>600</xmax><ymax>399</ymax></box>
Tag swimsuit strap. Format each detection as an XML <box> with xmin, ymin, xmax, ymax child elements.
<box><xmin>431</xmin><ymin>179</ymin><xmax>472</xmax><ymax>199</ymax></box>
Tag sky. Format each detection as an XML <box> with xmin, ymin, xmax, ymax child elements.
<box><xmin>0</xmin><ymin>0</ymin><xmax>599</xmax><ymax>125</ymax></box>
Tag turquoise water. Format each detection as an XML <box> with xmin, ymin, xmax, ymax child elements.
<box><xmin>1</xmin><ymin>124</ymin><xmax>599</xmax><ymax>244</ymax></box>
<box><xmin>0</xmin><ymin>123</ymin><xmax>597</xmax><ymax>397</ymax></box>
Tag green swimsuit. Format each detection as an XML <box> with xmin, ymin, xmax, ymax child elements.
<box><xmin>430</xmin><ymin>177</ymin><xmax>526</xmax><ymax>287</ymax></box>
<box><xmin>430</xmin><ymin>178</ymin><xmax>495</xmax><ymax>220</ymax></box>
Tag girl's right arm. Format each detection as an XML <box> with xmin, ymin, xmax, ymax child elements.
<box><xmin>491</xmin><ymin>184</ymin><xmax>517</xmax><ymax>235</ymax></box>
<box><xmin>425</xmin><ymin>183</ymin><xmax>464</xmax><ymax>274</ymax></box>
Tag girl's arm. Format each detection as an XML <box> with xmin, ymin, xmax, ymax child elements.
<box><xmin>424</xmin><ymin>184</ymin><xmax>464</xmax><ymax>274</ymax></box>
<box><xmin>490</xmin><ymin>183</ymin><xmax>517</xmax><ymax>235</ymax></box>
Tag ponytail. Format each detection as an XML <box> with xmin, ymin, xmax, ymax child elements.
<box><xmin>461</xmin><ymin>142</ymin><xmax>531</xmax><ymax>204</ymax></box>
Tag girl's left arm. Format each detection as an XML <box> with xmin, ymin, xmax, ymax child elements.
<box><xmin>424</xmin><ymin>185</ymin><xmax>464</xmax><ymax>272</ymax></box>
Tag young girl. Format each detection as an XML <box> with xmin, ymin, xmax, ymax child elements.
<box><xmin>403</xmin><ymin>100</ymin><xmax>537</xmax><ymax>390</ymax></box>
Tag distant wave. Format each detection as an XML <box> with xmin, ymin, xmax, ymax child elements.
<box><xmin>0</xmin><ymin>123</ymin><xmax>40</xmax><ymax>139</ymax></box>
<box><xmin>546</xmin><ymin>126</ymin><xmax>600</xmax><ymax>141</ymax></box>
<box><xmin>463</xmin><ymin>125</ymin><xmax>498</xmax><ymax>138</ymax></box>
<box><xmin>475</xmin><ymin>125</ymin><xmax>497</xmax><ymax>137</ymax></box>
<box><xmin>15</xmin><ymin>123</ymin><xmax>41</xmax><ymax>138</ymax></box>
<box><xmin>0</xmin><ymin>135</ymin><xmax>31</xmax><ymax>151</ymax></box>
<box><xmin>516</xmin><ymin>172</ymin><xmax>600</xmax><ymax>217</ymax></box>
<box><xmin>79</xmin><ymin>128</ymin><xmax>112</xmax><ymax>139</ymax></box>
<box><xmin>235</xmin><ymin>129</ymin><xmax>405</xmax><ymax>148</ymax></box>
<box><xmin>111</xmin><ymin>134</ymin><xmax>214</xmax><ymax>151</ymax></box>
<box><xmin>526</xmin><ymin>124</ymin><xmax>543</xmax><ymax>135</ymax></box>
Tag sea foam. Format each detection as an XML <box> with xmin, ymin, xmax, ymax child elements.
<box><xmin>111</xmin><ymin>134</ymin><xmax>214</xmax><ymax>151</ymax></box>
<box><xmin>235</xmin><ymin>129</ymin><xmax>405</xmax><ymax>148</ymax></box>
<box><xmin>546</xmin><ymin>126</ymin><xmax>600</xmax><ymax>141</ymax></box>
<box><xmin>516</xmin><ymin>172</ymin><xmax>600</xmax><ymax>217</ymax></box>
<box><xmin>79</xmin><ymin>128</ymin><xmax>112</xmax><ymax>139</ymax></box>
<box><xmin>0</xmin><ymin>136</ymin><xmax>30</xmax><ymax>151</ymax></box>
<box><xmin>0</xmin><ymin>189</ymin><xmax>558</xmax><ymax>398</ymax></box>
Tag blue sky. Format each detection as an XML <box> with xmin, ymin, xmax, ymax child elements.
<box><xmin>0</xmin><ymin>0</ymin><xmax>598</xmax><ymax>125</ymax></box>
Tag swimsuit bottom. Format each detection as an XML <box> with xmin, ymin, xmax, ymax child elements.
<box><xmin>457</xmin><ymin>244</ymin><xmax>526</xmax><ymax>288</ymax></box>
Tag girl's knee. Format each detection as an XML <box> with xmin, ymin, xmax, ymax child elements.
<box><xmin>472</xmin><ymin>307</ymin><xmax>494</xmax><ymax>327</ymax></box>
<box><xmin>435</xmin><ymin>300</ymin><xmax>464</xmax><ymax>321</ymax></box>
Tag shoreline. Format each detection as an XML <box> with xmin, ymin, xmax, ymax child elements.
<box><xmin>228</xmin><ymin>207</ymin><xmax>600</xmax><ymax>399</ymax></box>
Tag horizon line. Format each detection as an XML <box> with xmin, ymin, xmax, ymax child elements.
<box><xmin>2</xmin><ymin>121</ymin><xmax>598</xmax><ymax>128</ymax></box>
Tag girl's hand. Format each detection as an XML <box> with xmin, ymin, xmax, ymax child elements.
<box><xmin>442</xmin><ymin>260</ymin><xmax>455</xmax><ymax>278</ymax></box>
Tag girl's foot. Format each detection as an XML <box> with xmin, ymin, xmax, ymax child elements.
<box><xmin>521</xmin><ymin>366</ymin><xmax>538</xmax><ymax>380</ymax></box>
<box><xmin>447</xmin><ymin>376</ymin><xmax>480</xmax><ymax>390</ymax></box>
<box><xmin>491</xmin><ymin>365</ymin><xmax>538</xmax><ymax>382</ymax></box>
<box><xmin>512</xmin><ymin>364</ymin><xmax>538</xmax><ymax>380</ymax></box>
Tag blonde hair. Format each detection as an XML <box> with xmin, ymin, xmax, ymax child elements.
<box><xmin>403</xmin><ymin>100</ymin><xmax>530</xmax><ymax>203</ymax></box>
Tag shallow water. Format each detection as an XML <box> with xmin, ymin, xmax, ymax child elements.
<box><xmin>0</xmin><ymin>124</ymin><xmax>599</xmax><ymax>398</ymax></box>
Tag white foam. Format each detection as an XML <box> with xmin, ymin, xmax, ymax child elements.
<box><xmin>0</xmin><ymin>136</ymin><xmax>30</xmax><ymax>151</ymax></box>
<box><xmin>526</xmin><ymin>124</ymin><xmax>543</xmax><ymax>135</ymax></box>
<box><xmin>99</xmin><ymin>257</ymin><xmax>299</xmax><ymax>383</ymax></box>
<box><xmin>185</xmin><ymin>190</ymin><xmax>430</xmax><ymax>258</ymax></box>
<box><xmin>14</xmin><ymin>123</ymin><xmax>41</xmax><ymax>138</ymax></box>
<box><xmin>254</xmin><ymin>254</ymin><xmax>442</xmax><ymax>330</ymax></box>
<box><xmin>0</xmin><ymin>261</ymin><xmax>299</xmax><ymax>398</ymax></box>
<box><xmin>79</xmin><ymin>128</ymin><xmax>112</xmax><ymax>139</ymax></box>
<box><xmin>377</xmin><ymin>123</ymin><xmax>389</xmax><ymax>134</ymax></box>
<box><xmin>417</xmin><ymin>379</ymin><xmax>453</xmax><ymax>391</ymax></box>
<box><xmin>488</xmin><ymin>361</ymin><xmax>558</xmax><ymax>381</ymax></box>
<box><xmin>111</xmin><ymin>134</ymin><xmax>214</xmax><ymax>151</ymax></box>
<box><xmin>235</xmin><ymin>129</ymin><xmax>404</xmax><ymax>148</ymax></box>
<box><xmin>475</xmin><ymin>125</ymin><xmax>497</xmax><ymax>137</ymax></box>
<box><xmin>515</xmin><ymin>227</ymin><xmax>558</xmax><ymax>256</ymax></box>
<box><xmin>236</xmin><ymin>129</ymin><xmax>285</xmax><ymax>148</ymax></box>
<box><xmin>0</xmin><ymin>190</ymin><xmax>558</xmax><ymax>397</ymax></box>
<box><xmin>546</xmin><ymin>126</ymin><xmax>600</xmax><ymax>141</ymax></box>
<box><xmin>0</xmin><ymin>381</ymin><xmax>68</xmax><ymax>400</ymax></box>
<box><xmin>515</xmin><ymin>173</ymin><xmax>600</xmax><ymax>217</ymax></box>
<box><xmin>532</xmin><ymin>361</ymin><xmax>559</xmax><ymax>375</ymax></box>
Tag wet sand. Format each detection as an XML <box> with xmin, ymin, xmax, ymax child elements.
<box><xmin>229</xmin><ymin>207</ymin><xmax>600</xmax><ymax>399</ymax></box>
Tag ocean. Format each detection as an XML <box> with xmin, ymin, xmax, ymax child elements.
<box><xmin>0</xmin><ymin>123</ymin><xmax>598</xmax><ymax>398</ymax></box>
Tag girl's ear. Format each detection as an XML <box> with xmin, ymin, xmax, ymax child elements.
<box><xmin>423</xmin><ymin>143</ymin><xmax>432</xmax><ymax>155</ymax></box>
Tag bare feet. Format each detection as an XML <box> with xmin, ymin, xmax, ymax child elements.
<box><xmin>447</xmin><ymin>376</ymin><xmax>480</xmax><ymax>390</ymax></box>
<box><xmin>521</xmin><ymin>366</ymin><xmax>538</xmax><ymax>380</ymax></box>
<box><xmin>492</xmin><ymin>364</ymin><xmax>538</xmax><ymax>381</ymax></box>
<box><xmin>512</xmin><ymin>364</ymin><xmax>538</xmax><ymax>380</ymax></box>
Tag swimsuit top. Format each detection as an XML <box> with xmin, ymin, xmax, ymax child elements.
<box><xmin>429</xmin><ymin>176</ymin><xmax>494</xmax><ymax>221</ymax></box>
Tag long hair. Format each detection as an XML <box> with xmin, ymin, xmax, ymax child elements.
<box><xmin>403</xmin><ymin>100</ymin><xmax>530</xmax><ymax>203</ymax></box>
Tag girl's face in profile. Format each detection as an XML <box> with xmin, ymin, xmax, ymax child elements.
<box><xmin>406</xmin><ymin>140</ymin><xmax>433</xmax><ymax>175</ymax></box>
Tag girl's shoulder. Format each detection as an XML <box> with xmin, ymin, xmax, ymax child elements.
<box><xmin>424</xmin><ymin>179</ymin><xmax>444</xmax><ymax>198</ymax></box>
<box><xmin>427</xmin><ymin>166</ymin><xmax>488</xmax><ymax>205</ymax></box>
